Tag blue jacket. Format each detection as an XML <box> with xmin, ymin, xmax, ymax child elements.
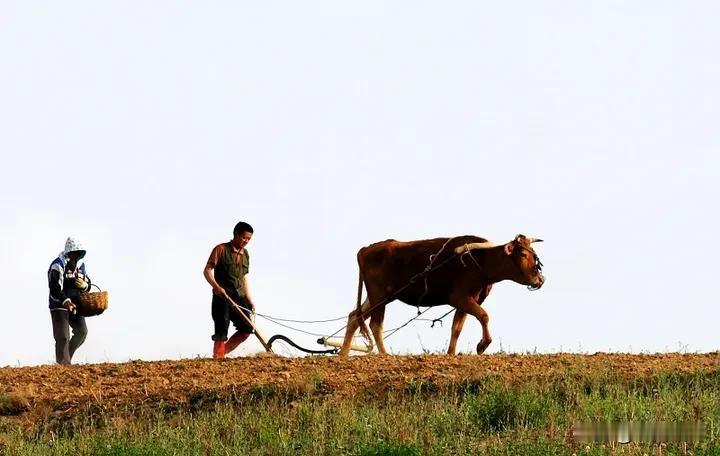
<box><xmin>47</xmin><ymin>254</ymin><xmax>91</xmax><ymax>310</ymax></box>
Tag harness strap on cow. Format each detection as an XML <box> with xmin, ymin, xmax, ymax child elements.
<box><xmin>416</xmin><ymin>237</ymin><xmax>457</xmax><ymax>306</ymax></box>
<box><xmin>458</xmin><ymin>244</ymin><xmax>483</xmax><ymax>271</ymax></box>
<box><xmin>460</xmin><ymin>240</ymin><xmax>544</xmax><ymax>291</ymax></box>
<box><xmin>458</xmin><ymin>244</ymin><xmax>472</xmax><ymax>267</ymax></box>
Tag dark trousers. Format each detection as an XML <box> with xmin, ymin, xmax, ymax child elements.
<box><xmin>50</xmin><ymin>309</ymin><xmax>87</xmax><ymax>364</ymax></box>
<box><xmin>211</xmin><ymin>293</ymin><xmax>254</xmax><ymax>341</ymax></box>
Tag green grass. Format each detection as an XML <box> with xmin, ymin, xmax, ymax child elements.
<box><xmin>0</xmin><ymin>392</ymin><xmax>29</xmax><ymax>417</ymax></box>
<box><xmin>1</xmin><ymin>369</ymin><xmax>719</xmax><ymax>455</ymax></box>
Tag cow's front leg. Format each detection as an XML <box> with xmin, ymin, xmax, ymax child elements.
<box><xmin>452</xmin><ymin>294</ymin><xmax>492</xmax><ymax>354</ymax></box>
<box><xmin>447</xmin><ymin>310</ymin><xmax>467</xmax><ymax>355</ymax></box>
<box><xmin>472</xmin><ymin>305</ymin><xmax>492</xmax><ymax>354</ymax></box>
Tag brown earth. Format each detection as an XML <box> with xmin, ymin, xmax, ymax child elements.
<box><xmin>1</xmin><ymin>353</ymin><xmax>718</xmax><ymax>427</ymax></box>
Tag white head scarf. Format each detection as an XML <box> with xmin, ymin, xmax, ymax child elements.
<box><xmin>62</xmin><ymin>237</ymin><xmax>86</xmax><ymax>259</ymax></box>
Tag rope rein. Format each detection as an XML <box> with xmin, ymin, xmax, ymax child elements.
<box><xmin>232</xmin><ymin>301</ymin><xmax>453</xmax><ymax>340</ymax></box>
<box><xmin>255</xmin><ymin>313</ymin><xmax>347</xmax><ymax>324</ymax></box>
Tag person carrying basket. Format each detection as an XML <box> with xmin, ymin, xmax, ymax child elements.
<box><xmin>47</xmin><ymin>237</ymin><xmax>93</xmax><ymax>365</ymax></box>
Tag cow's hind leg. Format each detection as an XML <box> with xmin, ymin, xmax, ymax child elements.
<box><xmin>447</xmin><ymin>310</ymin><xmax>467</xmax><ymax>355</ymax></box>
<box><xmin>339</xmin><ymin>298</ymin><xmax>371</xmax><ymax>356</ymax></box>
<box><xmin>339</xmin><ymin>311</ymin><xmax>360</xmax><ymax>357</ymax></box>
<box><xmin>369</xmin><ymin>304</ymin><xmax>387</xmax><ymax>354</ymax></box>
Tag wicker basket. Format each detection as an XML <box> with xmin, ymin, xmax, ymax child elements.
<box><xmin>75</xmin><ymin>291</ymin><xmax>108</xmax><ymax>317</ymax></box>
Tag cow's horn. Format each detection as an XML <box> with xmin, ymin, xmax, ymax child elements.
<box><xmin>454</xmin><ymin>242</ymin><xmax>496</xmax><ymax>254</ymax></box>
<box><xmin>528</xmin><ymin>237</ymin><xmax>543</xmax><ymax>243</ymax></box>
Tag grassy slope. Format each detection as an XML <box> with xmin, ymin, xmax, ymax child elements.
<box><xmin>1</xmin><ymin>354</ymin><xmax>719</xmax><ymax>455</ymax></box>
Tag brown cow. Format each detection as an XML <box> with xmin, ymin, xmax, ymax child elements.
<box><xmin>339</xmin><ymin>234</ymin><xmax>545</xmax><ymax>356</ymax></box>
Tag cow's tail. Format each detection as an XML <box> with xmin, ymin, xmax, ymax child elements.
<box><xmin>355</xmin><ymin>266</ymin><xmax>372</xmax><ymax>344</ymax></box>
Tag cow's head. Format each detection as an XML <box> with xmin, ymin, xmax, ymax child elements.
<box><xmin>455</xmin><ymin>234</ymin><xmax>546</xmax><ymax>289</ymax></box>
<box><xmin>504</xmin><ymin>234</ymin><xmax>545</xmax><ymax>289</ymax></box>
<box><xmin>455</xmin><ymin>234</ymin><xmax>545</xmax><ymax>290</ymax></box>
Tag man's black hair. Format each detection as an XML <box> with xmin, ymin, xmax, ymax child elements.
<box><xmin>233</xmin><ymin>221</ymin><xmax>254</xmax><ymax>235</ymax></box>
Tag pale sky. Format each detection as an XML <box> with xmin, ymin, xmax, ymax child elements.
<box><xmin>1</xmin><ymin>2</ymin><xmax>718</xmax><ymax>366</ymax></box>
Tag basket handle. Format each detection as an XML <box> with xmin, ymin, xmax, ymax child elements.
<box><xmin>90</xmin><ymin>283</ymin><xmax>103</xmax><ymax>292</ymax></box>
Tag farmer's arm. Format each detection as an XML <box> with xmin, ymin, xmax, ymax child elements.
<box><xmin>203</xmin><ymin>245</ymin><xmax>227</xmax><ymax>296</ymax></box>
<box><xmin>203</xmin><ymin>265</ymin><xmax>223</xmax><ymax>293</ymax></box>
<box><xmin>241</xmin><ymin>275</ymin><xmax>254</xmax><ymax>311</ymax></box>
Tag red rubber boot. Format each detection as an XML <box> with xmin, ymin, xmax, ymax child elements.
<box><xmin>213</xmin><ymin>340</ymin><xmax>226</xmax><ymax>359</ymax></box>
<box><xmin>225</xmin><ymin>332</ymin><xmax>251</xmax><ymax>355</ymax></box>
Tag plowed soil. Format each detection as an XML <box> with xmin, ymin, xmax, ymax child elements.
<box><xmin>1</xmin><ymin>353</ymin><xmax>718</xmax><ymax>426</ymax></box>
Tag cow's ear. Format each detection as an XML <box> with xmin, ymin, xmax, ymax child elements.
<box><xmin>504</xmin><ymin>242</ymin><xmax>515</xmax><ymax>256</ymax></box>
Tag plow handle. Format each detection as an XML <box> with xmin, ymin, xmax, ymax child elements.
<box><xmin>226</xmin><ymin>298</ymin><xmax>274</xmax><ymax>354</ymax></box>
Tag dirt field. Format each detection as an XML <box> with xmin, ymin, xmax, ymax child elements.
<box><xmin>1</xmin><ymin>353</ymin><xmax>718</xmax><ymax>426</ymax></box>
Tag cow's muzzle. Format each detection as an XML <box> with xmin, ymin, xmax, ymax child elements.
<box><xmin>528</xmin><ymin>274</ymin><xmax>545</xmax><ymax>291</ymax></box>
